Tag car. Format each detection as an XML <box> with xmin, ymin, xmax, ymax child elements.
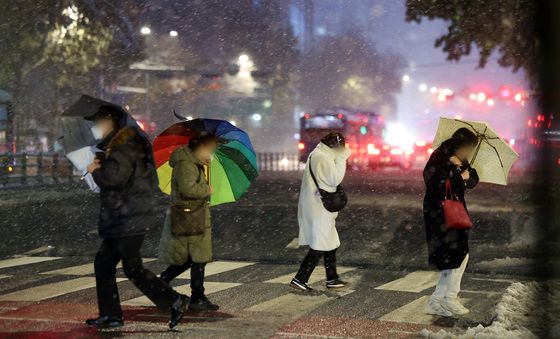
<box><xmin>412</xmin><ymin>141</ymin><xmax>434</xmax><ymax>168</ymax></box>
<box><xmin>367</xmin><ymin>143</ymin><xmax>412</xmax><ymax>170</ymax></box>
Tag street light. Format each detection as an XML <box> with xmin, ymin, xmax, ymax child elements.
<box><xmin>402</xmin><ymin>74</ymin><xmax>410</xmax><ymax>82</ymax></box>
<box><xmin>140</xmin><ymin>26</ymin><xmax>151</xmax><ymax>35</ymax></box>
<box><xmin>169</xmin><ymin>30</ymin><xmax>178</xmax><ymax>37</ymax></box>
<box><xmin>238</xmin><ymin>54</ymin><xmax>253</xmax><ymax>68</ymax></box>
<box><xmin>419</xmin><ymin>83</ymin><xmax>427</xmax><ymax>92</ymax></box>
<box><xmin>251</xmin><ymin>113</ymin><xmax>262</xmax><ymax>121</ymax></box>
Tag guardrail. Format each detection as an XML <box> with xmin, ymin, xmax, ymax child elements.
<box><xmin>0</xmin><ymin>153</ymin><xmax>76</xmax><ymax>186</ymax></box>
<box><xmin>0</xmin><ymin>152</ymin><xmax>303</xmax><ymax>187</ymax></box>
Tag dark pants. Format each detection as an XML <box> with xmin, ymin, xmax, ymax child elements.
<box><xmin>295</xmin><ymin>248</ymin><xmax>339</xmax><ymax>283</ymax></box>
<box><xmin>160</xmin><ymin>256</ymin><xmax>206</xmax><ymax>301</ymax></box>
<box><xmin>94</xmin><ymin>235</ymin><xmax>179</xmax><ymax>318</ymax></box>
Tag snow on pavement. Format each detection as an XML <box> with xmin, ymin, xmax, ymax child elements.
<box><xmin>420</xmin><ymin>281</ymin><xmax>560</xmax><ymax>339</ymax></box>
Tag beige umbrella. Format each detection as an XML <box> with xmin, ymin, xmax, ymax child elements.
<box><xmin>432</xmin><ymin>117</ymin><xmax>519</xmax><ymax>185</ymax></box>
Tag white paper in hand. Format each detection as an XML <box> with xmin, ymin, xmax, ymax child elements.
<box><xmin>66</xmin><ymin>146</ymin><xmax>100</xmax><ymax>192</ymax></box>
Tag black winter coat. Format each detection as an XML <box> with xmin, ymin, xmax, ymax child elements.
<box><xmin>92</xmin><ymin>126</ymin><xmax>158</xmax><ymax>238</ymax></box>
<box><xmin>423</xmin><ymin>140</ymin><xmax>479</xmax><ymax>270</ymax></box>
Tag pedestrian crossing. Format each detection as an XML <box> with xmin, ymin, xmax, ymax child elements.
<box><xmin>0</xmin><ymin>277</ymin><xmax>125</xmax><ymax>302</ymax></box>
<box><xmin>375</xmin><ymin>270</ymin><xmax>440</xmax><ymax>293</ymax></box>
<box><xmin>0</xmin><ymin>255</ymin><xmax>511</xmax><ymax>334</ymax></box>
<box><xmin>0</xmin><ymin>256</ymin><xmax>61</xmax><ymax>269</ymax></box>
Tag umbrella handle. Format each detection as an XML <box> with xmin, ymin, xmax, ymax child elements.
<box><xmin>469</xmin><ymin>126</ymin><xmax>487</xmax><ymax>165</ymax></box>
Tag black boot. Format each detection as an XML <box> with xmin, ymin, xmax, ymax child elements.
<box><xmin>189</xmin><ymin>296</ymin><xmax>220</xmax><ymax>311</ymax></box>
<box><xmin>85</xmin><ymin>316</ymin><xmax>123</xmax><ymax>328</ymax></box>
<box><xmin>169</xmin><ymin>294</ymin><xmax>189</xmax><ymax>329</ymax></box>
<box><xmin>160</xmin><ymin>259</ymin><xmax>192</xmax><ymax>284</ymax></box>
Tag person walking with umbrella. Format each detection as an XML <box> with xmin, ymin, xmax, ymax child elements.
<box><xmin>423</xmin><ymin>127</ymin><xmax>479</xmax><ymax>317</ymax></box>
<box><xmin>290</xmin><ymin>132</ymin><xmax>351</xmax><ymax>291</ymax></box>
<box><xmin>83</xmin><ymin>105</ymin><xmax>188</xmax><ymax>329</ymax></box>
<box><xmin>157</xmin><ymin>132</ymin><xmax>220</xmax><ymax>311</ymax></box>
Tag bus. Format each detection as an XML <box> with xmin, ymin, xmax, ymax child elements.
<box><xmin>298</xmin><ymin>108</ymin><xmax>390</xmax><ymax>169</ymax></box>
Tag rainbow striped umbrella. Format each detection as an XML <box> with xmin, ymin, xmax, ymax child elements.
<box><xmin>153</xmin><ymin>119</ymin><xmax>258</xmax><ymax>206</ymax></box>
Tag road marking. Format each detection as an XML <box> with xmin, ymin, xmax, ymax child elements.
<box><xmin>470</xmin><ymin>277</ymin><xmax>515</xmax><ymax>283</ymax></box>
<box><xmin>246</xmin><ymin>289</ymin><xmax>354</xmax><ymax>315</ymax></box>
<box><xmin>375</xmin><ymin>271</ymin><xmax>440</xmax><ymax>293</ymax></box>
<box><xmin>0</xmin><ymin>277</ymin><xmax>125</xmax><ymax>301</ymax></box>
<box><xmin>122</xmin><ymin>281</ymin><xmax>241</xmax><ymax>307</ymax></box>
<box><xmin>40</xmin><ymin>258</ymin><xmax>156</xmax><ymax>276</ymax></box>
<box><xmin>379</xmin><ymin>295</ymin><xmax>469</xmax><ymax>325</ymax></box>
<box><xmin>175</xmin><ymin>261</ymin><xmax>256</xmax><ymax>280</ymax></box>
<box><xmin>275</xmin><ymin>332</ymin><xmax>347</xmax><ymax>339</ymax></box>
<box><xmin>22</xmin><ymin>246</ymin><xmax>54</xmax><ymax>255</ymax></box>
<box><xmin>0</xmin><ymin>256</ymin><xmax>61</xmax><ymax>270</ymax></box>
<box><xmin>285</xmin><ymin>238</ymin><xmax>300</xmax><ymax>249</ymax></box>
<box><xmin>0</xmin><ymin>315</ymin><xmax>83</xmax><ymax>324</ymax></box>
<box><xmin>264</xmin><ymin>266</ymin><xmax>355</xmax><ymax>285</ymax></box>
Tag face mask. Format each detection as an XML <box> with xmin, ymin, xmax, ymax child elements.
<box><xmin>91</xmin><ymin>126</ymin><xmax>105</xmax><ymax>140</ymax></box>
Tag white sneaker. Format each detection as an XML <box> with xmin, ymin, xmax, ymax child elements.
<box><xmin>425</xmin><ymin>299</ymin><xmax>453</xmax><ymax>317</ymax></box>
<box><xmin>441</xmin><ymin>297</ymin><xmax>469</xmax><ymax>315</ymax></box>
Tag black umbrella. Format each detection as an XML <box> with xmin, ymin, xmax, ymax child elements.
<box><xmin>59</xmin><ymin>117</ymin><xmax>96</xmax><ymax>153</ymax></box>
<box><xmin>60</xmin><ymin>94</ymin><xmax>155</xmax><ymax>191</ymax></box>
<box><xmin>63</xmin><ymin>94</ymin><xmax>127</xmax><ymax>119</ymax></box>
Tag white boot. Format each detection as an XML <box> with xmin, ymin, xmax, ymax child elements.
<box><xmin>425</xmin><ymin>271</ymin><xmax>453</xmax><ymax>317</ymax></box>
<box><xmin>441</xmin><ymin>297</ymin><xmax>469</xmax><ymax>315</ymax></box>
<box><xmin>425</xmin><ymin>298</ymin><xmax>453</xmax><ymax>317</ymax></box>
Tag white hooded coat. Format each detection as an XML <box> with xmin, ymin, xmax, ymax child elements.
<box><xmin>298</xmin><ymin>142</ymin><xmax>351</xmax><ymax>251</ymax></box>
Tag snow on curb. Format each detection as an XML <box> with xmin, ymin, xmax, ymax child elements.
<box><xmin>420</xmin><ymin>281</ymin><xmax>560</xmax><ymax>339</ymax></box>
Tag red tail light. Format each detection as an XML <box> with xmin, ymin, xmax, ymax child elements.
<box><xmin>298</xmin><ymin>142</ymin><xmax>305</xmax><ymax>150</ymax></box>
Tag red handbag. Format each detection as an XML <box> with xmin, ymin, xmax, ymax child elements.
<box><xmin>442</xmin><ymin>179</ymin><xmax>473</xmax><ymax>229</ymax></box>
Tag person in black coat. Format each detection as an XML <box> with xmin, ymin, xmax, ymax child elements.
<box><xmin>423</xmin><ymin>127</ymin><xmax>479</xmax><ymax>317</ymax></box>
<box><xmin>85</xmin><ymin>106</ymin><xmax>188</xmax><ymax>329</ymax></box>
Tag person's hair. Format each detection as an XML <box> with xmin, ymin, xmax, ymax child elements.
<box><xmin>96</xmin><ymin>106</ymin><xmax>123</xmax><ymax>121</ymax></box>
<box><xmin>93</xmin><ymin>105</ymin><xmax>125</xmax><ymax>130</ymax></box>
<box><xmin>450</xmin><ymin>127</ymin><xmax>479</xmax><ymax>150</ymax></box>
<box><xmin>321</xmin><ymin>132</ymin><xmax>345</xmax><ymax>148</ymax></box>
<box><xmin>188</xmin><ymin>132</ymin><xmax>220</xmax><ymax>151</ymax></box>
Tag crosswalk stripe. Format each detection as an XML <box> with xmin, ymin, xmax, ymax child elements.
<box><xmin>122</xmin><ymin>282</ymin><xmax>241</xmax><ymax>307</ymax></box>
<box><xmin>375</xmin><ymin>271</ymin><xmax>439</xmax><ymax>293</ymax></box>
<box><xmin>0</xmin><ymin>277</ymin><xmax>126</xmax><ymax>301</ymax></box>
<box><xmin>0</xmin><ymin>256</ymin><xmax>61</xmax><ymax>270</ymax></box>
<box><xmin>175</xmin><ymin>261</ymin><xmax>256</xmax><ymax>280</ymax></box>
<box><xmin>264</xmin><ymin>266</ymin><xmax>355</xmax><ymax>285</ymax></box>
<box><xmin>246</xmin><ymin>289</ymin><xmax>354</xmax><ymax>315</ymax></box>
<box><xmin>379</xmin><ymin>295</ymin><xmax>470</xmax><ymax>325</ymax></box>
<box><xmin>285</xmin><ymin>238</ymin><xmax>300</xmax><ymax>249</ymax></box>
<box><xmin>39</xmin><ymin>258</ymin><xmax>156</xmax><ymax>276</ymax></box>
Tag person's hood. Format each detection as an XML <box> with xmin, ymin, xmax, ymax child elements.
<box><xmin>169</xmin><ymin>146</ymin><xmax>205</xmax><ymax>168</ymax></box>
<box><xmin>316</xmin><ymin>142</ymin><xmax>351</xmax><ymax>160</ymax></box>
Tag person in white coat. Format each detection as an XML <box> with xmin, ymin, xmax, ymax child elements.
<box><xmin>290</xmin><ymin>132</ymin><xmax>351</xmax><ymax>291</ymax></box>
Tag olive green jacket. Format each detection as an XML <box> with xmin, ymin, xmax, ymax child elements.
<box><xmin>158</xmin><ymin>146</ymin><xmax>212</xmax><ymax>264</ymax></box>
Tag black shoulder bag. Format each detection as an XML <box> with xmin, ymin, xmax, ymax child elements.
<box><xmin>308</xmin><ymin>155</ymin><xmax>348</xmax><ymax>212</ymax></box>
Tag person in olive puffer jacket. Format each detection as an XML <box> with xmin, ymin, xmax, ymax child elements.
<box><xmin>158</xmin><ymin>133</ymin><xmax>220</xmax><ymax>311</ymax></box>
